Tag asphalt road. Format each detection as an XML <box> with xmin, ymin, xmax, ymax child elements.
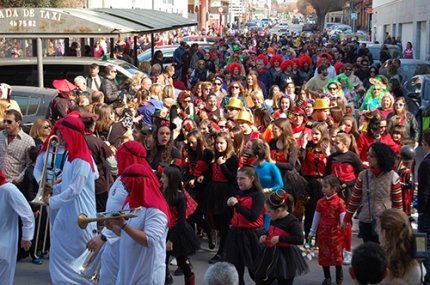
<box><xmin>270</xmin><ymin>19</ymin><xmax>303</xmax><ymax>37</ymax></box>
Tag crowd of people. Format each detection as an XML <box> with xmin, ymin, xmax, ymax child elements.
<box><xmin>1</xmin><ymin>23</ymin><xmax>430</xmax><ymax>285</ymax></box>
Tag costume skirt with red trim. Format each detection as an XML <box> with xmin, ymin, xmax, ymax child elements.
<box><xmin>168</xmin><ymin>223</ymin><xmax>201</xmax><ymax>258</ymax></box>
<box><xmin>225</xmin><ymin>227</ymin><xmax>266</xmax><ymax>268</ymax></box>
<box><xmin>205</xmin><ymin>181</ymin><xmax>238</xmax><ymax>215</ymax></box>
<box><xmin>250</xmin><ymin>245</ymin><xmax>310</xmax><ymax>280</ymax></box>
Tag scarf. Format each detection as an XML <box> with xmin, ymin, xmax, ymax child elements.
<box><xmin>0</xmin><ymin>169</ymin><xmax>8</xmax><ymax>185</ymax></box>
<box><xmin>370</xmin><ymin>167</ymin><xmax>382</xmax><ymax>177</ymax></box>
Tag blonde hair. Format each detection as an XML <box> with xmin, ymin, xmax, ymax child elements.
<box><xmin>163</xmin><ymin>85</ymin><xmax>175</xmax><ymax>99</ymax></box>
<box><xmin>151</xmin><ymin>64</ymin><xmax>162</xmax><ymax>75</ymax></box>
<box><xmin>29</xmin><ymin>119</ymin><xmax>51</xmax><ymax>141</ymax></box>
<box><xmin>131</xmin><ymin>72</ymin><xmax>146</xmax><ymax>91</ymax></box>
<box><xmin>139</xmin><ymin>62</ymin><xmax>151</xmax><ymax>73</ymax></box>
<box><xmin>149</xmin><ymin>84</ymin><xmax>163</xmax><ymax>100</ymax></box>
<box><xmin>251</xmin><ymin>90</ymin><xmax>264</xmax><ymax>101</ymax></box>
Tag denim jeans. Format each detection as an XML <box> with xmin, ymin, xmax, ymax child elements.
<box><xmin>418</xmin><ymin>212</ymin><xmax>430</xmax><ymax>285</ymax></box>
<box><xmin>358</xmin><ymin>221</ymin><xmax>379</xmax><ymax>244</ymax></box>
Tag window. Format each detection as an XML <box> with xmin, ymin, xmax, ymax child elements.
<box><xmin>162</xmin><ymin>0</ymin><xmax>173</xmax><ymax>4</ymax></box>
<box><xmin>28</xmin><ymin>97</ymin><xmax>40</xmax><ymax>116</ymax></box>
<box><xmin>10</xmin><ymin>95</ymin><xmax>29</xmax><ymax>115</ymax></box>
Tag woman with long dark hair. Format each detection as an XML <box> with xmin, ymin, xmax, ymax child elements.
<box><xmin>205</xmin><ymin>132</ymin><xmax>239</xmax><ymax>264</ymax></box>
<box><xmin>386</xmin><ymin>97</ymin><xmax>419</xmax><ymax>145</ymax></box>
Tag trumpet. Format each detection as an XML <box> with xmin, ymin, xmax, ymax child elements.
<box><xmin>77</xmin><ymin>207</ymin><xmax>143</xmax><ymax>229</ymax></box>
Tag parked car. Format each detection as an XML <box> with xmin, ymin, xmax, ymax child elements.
<box><xmin>292</xmin><ymin>18</ymin><xmax>299</xmax><ymax>24</ymax></box>
<box><xmin>137</xmin><ymin>44</ymin><xmax>212</xmax><ymax>67</ymax></box>
<box><xmin>329</xmin><ymin>25</ymin><xmax>352</xmax><ymax>36</ymax></box>
<box><xmin>403</xmin><ymin>75</ymin><xmax>430</xmax><ymax>133</ymax></box>
<box><xmin>249</xmin><ymin>26</ymin><xmax>266</xmax><ymax>37</ymax></box>
<box><xmin>278</xmin><ymin>22</ymin><xmax>289</xmax><ymax>33</ymax></box>
<box><xmin>302</xmin><ymin>23</ymin><xmax>317</xmax><ymax>32</ymax></box>
<box><xmin>381</xmin><ymin>59</ymin><xmax>430</xmax><ymax>83</ymax></box>
<box><xmin>261</xmin><ymin>19</ymin><xmax>272</xmax><ymax>28</ymax></box>
<box><xmin>0</xmin><ymin>57</ymin><xmax>140</xmax><ymax>89</ymax></box>
<box><xmin>366</xmin><ymin>44</ymin><xmax>402</xmax><ymax>65</ymax></box>
<box><xmin>9</xmin><ymin>86</ymin><xmax>57</xmax><ymax>133</ymax></box>
<box><xmin>182</xmin><ymin>36</ymin><xmax>221</xmax><ymax>44</ymax></box>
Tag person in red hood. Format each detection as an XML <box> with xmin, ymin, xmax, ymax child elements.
<box><xmin>105</xmin><ymin>163</ymin><xmax>170</xmax><ymax>285</ymax></box>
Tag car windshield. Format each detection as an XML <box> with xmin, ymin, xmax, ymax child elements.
<box><xmin>403</xmin><ymin>64</ymin><xmax>430</xmax><ymax>82</ymax></box>
<box><xmin>120</xmin><ymin>62</ymin><xmax>141</xmax><ymax>75</ymax></box>
<box><xmin>368</xmin><ymin>47</ymin><xmax>380</xmax><ymax>61</ymax></box>
<box><xmin>404</xmin><ymin>76</ymin><xmax>422</xmax><ymax>93</ymax></box>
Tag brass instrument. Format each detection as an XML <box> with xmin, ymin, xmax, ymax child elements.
<box><xmin>69</xmin><ymin>244</ymin><xmax>105</xmax><ymax>284</ymax></box>
<box><xmin>31</xmin><ymin>135</ymin><xmax>61</xmax><ymax>259</ymax></box>
<box><xmin>78</xmin><ymin>207</ymin><xmax>143</xmax><ymax>229</ymax></box>
<box><xmin>30</xmin><ymin>135</ymin><xmax>60</xmax><ymax>206</ymax></box>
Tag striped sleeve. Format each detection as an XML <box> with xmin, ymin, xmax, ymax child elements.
<box><xmin>344</xmin><ymin>171</ymin><xmax>364</xmax><ymax>223</ymax></box>
<box><xmin>391</xmin><ymin>172</ymin><xmax>403</xmax><ymax>210</ymax></box>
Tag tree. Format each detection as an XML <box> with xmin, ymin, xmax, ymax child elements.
<box><xmin>298</xmin><ymin>0</ymin><xmax>342</xmax><ymax>29</ymax></box>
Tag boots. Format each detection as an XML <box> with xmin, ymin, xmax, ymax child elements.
<box><xmin>185</xmin><ymin>273</ymin><xmax>195</xmax><ymax>285</ymax></box>
<box><xmin>336</xmin><ymin>268</ymin><xmax>343</xmax><ymax>284</ymax></box>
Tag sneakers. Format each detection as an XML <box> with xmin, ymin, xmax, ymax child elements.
<box><xmin>32</xmin><ymin>258</ymin><xmax>43</xmax><ymax>265</ymax></box>
<box><xmin>208</xmin><ymin>230</ymin><xmax>217</xmax><ymax>250</ymax></box>
<box><xmin>322</xmin><ymin>278</ymin><xmax>332</xmax><ymax>285</ymax></box>
<box><xmin>208</xmin><ymin>254</ymin><xmax>222</xmax><ymax>264</ymax></box>
<box><xmin>343</xmin><ymin>250</ymin><xmax>352</xmax><ymax>265</ymax></box>
<box><xmin>336</xmin><ymin>268</ymin><xmax>343</xmax><ymax>284</ymax></box>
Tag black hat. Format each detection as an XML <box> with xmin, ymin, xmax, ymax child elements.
<box><xmin>152</xmin><ymin>108</ymin><xmax>176</xmax><ymax>130</ymax></box>
<box><xmin>400</xmin><ymin>145</ymin><xmax>416</xmax><ymax>161</ymax></box>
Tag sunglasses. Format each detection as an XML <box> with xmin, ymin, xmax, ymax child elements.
<box><xmin>227</xmin><ymin>107</ymin><xmax>238</xmax><ymax>111</ymax></box>
<box><xmin>219</xmin><ymin>125</ymin><xmax>227</xmax><ymax>128</ymax></box>
<box><xmin>232</xmin><ymin>86</ymin><xmax>240</xmax><ymax>89</ymax></box>
<box><xmin>183</xmin><ymin>100</ymin><xmax>192</xmax><ymax>103</ymax></box>
<box><xmin>394</xmin><ymin>103</ymin><xmax>404</xmax><ymax>107</ymax></box>
<box><xmin>111</xmin><ymin>70</ymin><xmax>117</xmax><ymax>73</ymax></box>
<box><xmin>345</xmin><ymin>68</ymin><xmax>352</xmax><ymax>71</ymax></box>
<box><xmin>370</xmin><ymin>71</ymin><xmax>376</xmax><ymax>73</ymax></box>
<box><xmin>328</xmin><ymin>87</ymin><xmax>337</xmax><ymax>91</ymax></box>
<box><xmin>3</xmin><ymin>119</ymin><xmax>13</xmax><ymax>124</ymax></box>
<box><xmin>44</xmin><ymin>125</ymin><xmax>52</xmax><ymax>129</ymax></box>
<box><xmin>367</xmin><ymin>152</ymin><xmax>375</xmax><ymax>158</ymax></box>
<box><xmin>374</xmin><ymin>88</ymin><xmax>381</xmax><ymax>91</ymax></box>
<box><xmin>215</xmin><ymin>83</ymin><xmax>222</xmax><ymax>86</ymax></box>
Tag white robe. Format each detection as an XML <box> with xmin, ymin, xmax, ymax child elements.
<box><xmin>115</xmin><ymin>207</ymin><xmax>168</xmax><ymax>285</ymax></box>
<box><xmin>49</xmin><ymin>158</ymin><xmax>97</xmax><ymax>285</ymax></box>
<box><xmin>0</xmin><ymin>182</ymin><xmax>35</xmax><ymax>285</ymax></box>
<box><xmin>99</xmin><ymin>178</ymin><xmax>128</xmax><ymax>285</ymax></box>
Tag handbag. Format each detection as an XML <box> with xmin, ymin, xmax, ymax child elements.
<box><xmin>366</xmin><ymin>170</ymin><xmax>379</xmax><ymax>237</ymax></box>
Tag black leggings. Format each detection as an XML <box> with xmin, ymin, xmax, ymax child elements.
<box><xmin>323</xmin><ymin>265</ymin><xmax>342</xmax><ymax>279</ymax></box>
<box><xmin>211</xmin><ymin>212</ymin><xmax>231</xmax><ymax>256</ymax></box>
<box><xmin>255</xmin><ymin>277</ymin><xmax>294</xmax><ymax>285</ymax></box>
<box><xmin>166</xmin><ymin>253</ymin><xmax>192</xmax><ymax>278</ymax></box>
<box><xmin>188</xmin><ymin>206</ymin><xmax>212</xmax><ymax>236</ymax></box>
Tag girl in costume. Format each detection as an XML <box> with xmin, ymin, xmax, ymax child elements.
<box><xmin>160</xmin><ymin>165</ymin><xmax>200</xmax><ymax>285</ymax></box>
<box><xmin>309</xmin><ymin>175</ymin><xmax>346</xmax><ymax>285</ymax></box>
<box><xmin>205</xmin><ymin>132</ymin><xmax>239</xmax><ymax>264</ymax></box>
<box><xmin>225</xmin><ymin>166</ymin><xmax>267</xmax><ymax>285</ymax></box>
<box><xmin>252</xmin><ymin>189</ymin><xmax>310</xmax><ymax>285</ymax></box>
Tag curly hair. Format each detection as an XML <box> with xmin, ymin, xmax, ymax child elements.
<box><xmin>377</xmin><ymin>208</ymin><xmax>417</xmax><ymax>279</ymax></box>
<box><xmin>368</xmin><ymin>142</ymin><xmax>395</xmax><ymax>171</ymax></box>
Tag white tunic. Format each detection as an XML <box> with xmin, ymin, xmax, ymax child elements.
<box><xmin>49</xmin><ymin>158</ymin><xmax>97</xmax><ymax>285</ymax></box>
<box><xmin>115</xmin><ymin>207</ymin><xmax>168</xmax><ymax>285</ymax></box>
<box><xmin>99</xmin><ymin>178</ymin><xmax>128</xmax><ymax>285</ymax></box>
<box><xmin>0</xmin><ymin>182</ymin><xmax>35</xmax><ymax>285</ymax></box>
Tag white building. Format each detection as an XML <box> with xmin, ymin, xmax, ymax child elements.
<box><xmin>372</xmin><ymin>0</ymin><xmax>430</xmax><ymax>60</ymax></box>
<box><xmin>87</xmin><ymin>0</ymin><xmax>188</xmax><ymax>18</ymax></box>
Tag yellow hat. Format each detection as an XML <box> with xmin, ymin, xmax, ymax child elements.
<box><xmin>313</xmin><ymin>98</ymin><xmax>330</xmax><ymax>110</ymax></box>
<box><xmin>235</xmin><ymin>110</ymin><xmax>253</xmax><ymax>125</ymax></box>
<box><xmin>226</xmin><ymin>98</ymin><xmax>243</xmax><ymax>110</ymax></box>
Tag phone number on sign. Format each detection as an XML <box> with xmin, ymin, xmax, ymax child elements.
<box><xmin>10</xmin><ymin>20</ymin><xmax>37</xmax><ymax>27</ymax></box>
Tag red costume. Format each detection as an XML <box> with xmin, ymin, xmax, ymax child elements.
<box><xmin>357</xmin><ymin>132</ymin><xmax>400</xmax><ymax>162</ymax></box>
<box><xmin>315</xmin><ymin>194</ymin><xmax>345</xmax><ymax>266</ymax></box>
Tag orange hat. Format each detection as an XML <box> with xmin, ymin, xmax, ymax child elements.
<box><xmin>267</xmin><ymin>47</ymin><xmax>275</xmax><ymax>55</ymax></box>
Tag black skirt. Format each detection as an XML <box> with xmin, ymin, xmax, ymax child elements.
<box><xmin>250</xmin><ymin>245</ymin><xmax>310</xmax><ymax>280</ymax></box>
<box><xmin>205</xmin><ymin>181</ymin><xmax>237</xmax><ymax>215</ymax></box>
<box><xmin>168</xmin><ymin>223</ymin><xmax>201</xmax><ymax>258</ymax></box>
<box><xmin>225</xmin><ymin>227</ymin><xmax>266</xmax><ymax>268</ymax></box>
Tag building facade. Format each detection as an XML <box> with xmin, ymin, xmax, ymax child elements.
<box><xmin>373</xmin><ymin>0</ymin><xmax>430</xmax><ymax>60</ymax></box>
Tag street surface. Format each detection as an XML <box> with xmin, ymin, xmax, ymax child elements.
<box><xmin>15</xmin><ymin>233</ymin><xmax>361</xmax><ymax>284</ymax></box>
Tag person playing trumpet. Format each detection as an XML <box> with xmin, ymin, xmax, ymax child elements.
<box><xmin>41</xmin><ymin>116</ymin><xmax>99</xmax><ymax>285</ymax></box>
<box><xmin>86</xmin><ymin>141</ymin><xmax>151</xmax><ymax>285</ymax></box>
<box><xmin>104</xmin><ymin>163</ymin><xmax>170</xmax><ymax>285</ymax></box>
